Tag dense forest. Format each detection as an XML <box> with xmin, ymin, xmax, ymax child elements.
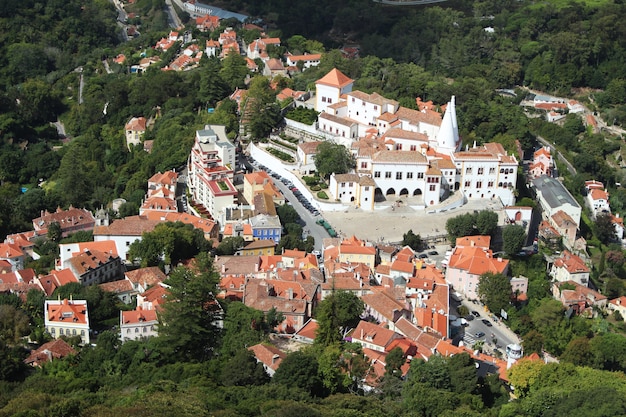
<box><xmin>3</xmin><ymin>0</ymin><xmax>626</xmax><ymax>415</ymax></box>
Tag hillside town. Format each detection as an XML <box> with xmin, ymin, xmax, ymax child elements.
<box><xmin>4</xmin><ymin>0</ymin><xmax>626</xmax><ymax>414</ymax></box>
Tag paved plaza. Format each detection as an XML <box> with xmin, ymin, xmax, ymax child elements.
<box><xmin>322</xmin><ymin>198</ymin><xmax>506</xmax><ymax>244</ymax></box>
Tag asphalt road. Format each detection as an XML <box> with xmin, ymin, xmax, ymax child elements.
<box><xmin>454</xmin><ymin>299</ymin><xmax>520</xmax><ymax>355</ymax></box>
<box><xmin>239</xmin><ymin>155</ymin><xmax>328</xmax><ymax>252</ymax></box>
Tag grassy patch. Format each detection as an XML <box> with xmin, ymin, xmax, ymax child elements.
<box><xmin>528</xmin><ymin>0</ymin><xmax>611</xmax><ymax>9</ymax></box>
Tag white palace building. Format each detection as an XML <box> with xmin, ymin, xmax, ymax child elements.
<box><xmin>313</xmin><ymin>69</ymin><xmax>518</xmax><ymax>210</ymax></box>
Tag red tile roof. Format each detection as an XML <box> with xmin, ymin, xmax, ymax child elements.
<box><xmin>352</xmin><ymin>320</ymin><xmax>399</xmax><ymax>350</ymax></box>
<box><xmin>316</xmin><ymin>68</ymin><xmax>353</xmax><ymax>88</ymax></box>
<box><xmin>125</xmin><ymin>267</ymin><xmax>166</xmax><ymax>288</ymax></box>
<box><xmin>93</xmin><ymin>215</ymin><xmax>160</xmax><ymax>237</ymax></box>
<box><xmin>121</xmin><ymin>307</ymin><xmax>158</xmax><ymax>324</ymax></box>
<box><xmin>24</xmin><ymin>339</ymin><xmax>76</xmax><ymax>366</ymax></box>
<box><xmin>248</xmin><ymin>343</ymin><xmax>286</xmax><ymax>372</ymax></box>
<box><xmin>447</xmin><ymin>246</ymin><xmax>509</xmax><ymax>276</ymax></box>
<box><xmin>46</xmin><ymin>299</ymin><xmax>88</xmax><ymax>325</ymax></box>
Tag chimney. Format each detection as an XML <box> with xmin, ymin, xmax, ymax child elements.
<box><xmin>287</xmin><ymin>288</ymin><xmax>293</xmax><ymax>300</ymax></box>
<box><xmin>272</xmin><ymin>354</ymin><xmax>280</xmax><ymax>365</ymax></box>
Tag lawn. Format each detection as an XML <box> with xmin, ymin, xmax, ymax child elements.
<box><xmin>529</xmin><ymin>0</ymin><xmax>611</xmax><ymax>9</ymax></box>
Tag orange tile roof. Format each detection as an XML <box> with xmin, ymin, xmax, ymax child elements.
<box><xmin>24</xmin><ymin>339</ymin><xmax>76</xmax><ymax>366</ymax></box>
<box><xmin>68</xmin><ymin>249</ymin><xmax>119</xmax><ymax>275</ymax></box>
<box><xmin>447</xmin><ymin>246</ymin><xmax>509</xmax><ymax>276</ymax></box>
<box><xmin>244</xmin><ymin>239</ymin><xmax>276</xmax><ymax>250</ymax></box>
<box><xmin>406</xmin><ymin>277</ymin><xmax>435</xmax><ymax>291</ymax></box>
<box><xmin>140</xmin><ymin>284</ymin><xmax>169</xmax><ymax>309</ymax></box>
<box><xmin>590</xmin><ymin>188</ymin><xmax>609</xmax><ymax>201</ymax></box>
<box><xmin>352</xmin><ymin>320</ymin><xmax>399</xmax><ymax>349</ymax></box>
<box><xmin>100</xmin><ymin>279</ymin><xmax>134</xmax><ymax>294</ymax></box>
<box><xmin>125</xmin><ymin>267</ymin><xmax>166</xmax><ymax>287</ymax></box>
<box><xmin>340</xmin><ymin>244</ymin><xmax>376</xmax><ymax>256</ymax></box>
<box><xmin>46</xmin><ymin>299</ymin><xmax>88</xmax><ymax>324</ymax></box>
<box><xmin>293</xmin><ymin>318</ymin><xmax>318</xmax><ymax>341</ymax></box>
<box><xmin>553</xmin><ymin>250</ymin><xmax>589</xmax><ymax>273</ymax></box>
<box><xmin>93</xmin><ymin>215</ymin><xmax>160</xmax><ymax>236</ymax></box>
<box><xmin>391</xmin><ymin>259</ymin><xmax>414</xmax><ymax>274</ymax></box>
<box><xmin>122</xmin><ymin>307</ymin><xmax>158</xmax><ymax>324</ymax></box>
<box><xmin>71</xmin><ymin>240</ymin><xmax>118</xmax><ymax>257</ymax></box>
<box><xmin>248</xmin><ymin>343</ymin><xmax>286</xmax><ymax>371</ymax></box>
<box><xmin>283</xmin><ymin>249</ymin><xmax>306</xmax><ymax>259</ymax></box>
<box><xmin>361</xmin><ymin>291</ymin><xmax>406</xmax><ymax>322</ymax></box>
<box><xmin>414</xmin><ymin>265</ymin><xmax>446</xmax><ymax>284</ymax></box>
<box><xmin>455</xmin><ymin>235</ymin><xmax>491</xmax><ymax>249</ymax></box>
<box><xmin>258</xmin><ymin>254</ymin><xmax>283</xmax><ymax>271</ymax></box>
<box><xmin>0</xmin><ymin>243</ymin><xmax>23</xmax><ymax>259</ymax></box>
<box><xmin>125</xmin><ymin>116</ymin><xmax>147</xmax><ymax>131</ymax></box>
<box><xmin>316</xmin><ymin>68</ymin><xmax>353</xmax><ymax>88</ymax></box>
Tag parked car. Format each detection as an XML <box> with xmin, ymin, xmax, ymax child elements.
<box><xmin>471</xmin><ymin>310</ymin><xmax>480</xmax><ymax>317</ymax></box>
<box><xmin>428</xmin><ymin>250</ymin><xmax>439</xmax><ymax>256</ymax></box>
<box><xmin>464</xmin><ymin>314</ymin><xmax>475</xmax><ymax>322</ymax></box>
<box><xmin>481</xmin><ymin>319</ymin><xmax>493</xmax><ymax>327</ymax></box>
<box><xmin>419</xmin><ymin>253</ymin><xmax>428</xmax><ymax>259</ymax></box>
<box><xmin>475</xmin><ymin>331</ymin><xmax>486</xmax><ymax>338</ymax></box>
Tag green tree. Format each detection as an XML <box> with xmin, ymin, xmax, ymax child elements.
<box><xmin>314</xmin><ymin>142</ymin><xmax>355</xmax><ymax>179</ymax></box>
<box><xmin>216</xmin><ymin>236</ymin><xmax>245</xmax><ymax>256</ymax></box>
<box><xmin>475</xmin><ymin>210</ymin><xmax>498</xmax><ymax>236</ymax></box>
<box><xmin>561</xmin><ymin>336</ymin><xmax>593</xmax><ymax>367</ymax></box>
<box><xmin>594</xmin><ymin>213</ymin><xmax>617</xmax><ymax>244</ymax></box>
<box><xmin>522</xmin><ymin>330</ymin><xmax>544</xmax><ymax>356</ymax></box>
<box><xmin>318</xmin><ymin>344</ymin><xmax>351</xmax><ymax>394</ymax></box>
<box><xmin>47</xmin><ymin>221</ymin><xmax>62</xmax><ymax>243</ymax></box>
<box><xmin>503</xmin><ymin>224</ymin><xmax>526</xmax><ymax>256</ymax></box>
<box><xmin>315</xmin><ymin>291</ymin><xmax>364</xmax><ymax>347</ymax></box>
<box><xmin>447</xmin><ymin>353</ymin><xmax>477</xmax><ymax>394</ymax></box>
<box><xmin>220</xmin><ymin>302</ymin><xmax>266</xmax><ymax>357</ymax></box>
<box><xmin>128</xmin><ymin>222</ymin><xmax>211</xmax><ymax>267</ymax></box>
<box><xmin>273</xmin><ymin>350</ymin><xmax>325</xmax><ymax>397</ymax></box>
<box><xmin>589</xmin><ymin>332</ymin><xmax>626</xmax><ymax>372</ymax></box>
<box><xmin>277</xmin><ymin>203</ymin><xmax>300</xmax><ymax>225</ymax></box>
<box><xmin>0</xmin><ymin>304</ymin><xmax>30</xmax><ymax>344</ymax></box>
<box><xmin>446</xmin><ymin>212</ymin><xmax>477</xmax><ymax>243</ymax></box>
<box><xmin>243</xmin><ymin>76</ymin><xmax>281</xmax><ymax>140</ymax></box>
<box><xmin>477</xmin><ymin>272</ymin><xmax>511</xmax><ymax>315</ymax></box>
<box><xmin>219</xmin><ymin>51</ymin><xmax>249</xmax><ymax>91</ymax></box>
<box><xmin>199</xmin><ymin>56</ymin><xmax>228</xmax><ymax>108</ymax></box>
<box><xmin>221</xmin><ymin>348</ymin><xmax>270</xmax><ymax>386</ymax></box>
<box><xmin>385</xmin><ymin>347</ymin><xmax>405</xmax><ymax>378</ymax></box>
<box><xmin>157</xmin><ymin>258</ymin><xmax>221</xmax><ymax>362</ymax></box>
<box><xmin>506</xmin><ymin>359</ymin><xmax>545</xmax><ymax>397</ymax></box>
<box><xmin>402</xmin><ymin>229</ymin><xmax>422</xmax><ymax>251</ymax></box>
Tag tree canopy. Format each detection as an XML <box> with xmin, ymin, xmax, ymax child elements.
<box><xmin>477</xmin><ymin>272</ymin><xmax>511</xmax><ymax>315</ymax></box>
<box><xmin>314</xmin><ymin>142</ymin><xmax>355</xmax><ymax>179</ymax></box>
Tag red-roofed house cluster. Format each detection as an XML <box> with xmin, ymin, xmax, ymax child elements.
<box><xmin>140</xmin><ymin>170</ymin><xmax>179</xmax><ymax>216</ymax></box>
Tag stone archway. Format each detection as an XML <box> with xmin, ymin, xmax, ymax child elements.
<box><xmin>399</xmin><ymin>188</ymin><xmax>409</xmax><ymax>196</ymax></box>
<box><xmin>386</xmin><ymin>187</ymin><xmax>396</xmax><ymax>196</ymax></box>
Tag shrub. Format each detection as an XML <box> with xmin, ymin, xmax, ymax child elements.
<box><xmin>317</xmin><ymin>191</ymin><xmax>329</xmax><ymax>199</ymax></box>
<box><xmin>319</xmin><ymin>183</ymin><xmax>328</xmax><ymax>189</ymax></box>
<box><xmin>302</xmin><ymin>176</ymin><xmax>319</xmax><ymax>186</ymax></box>
<box><xmin>310</xmin><ymin>185</ymin><xmax>321</xmax><ymax>191</ymax></box>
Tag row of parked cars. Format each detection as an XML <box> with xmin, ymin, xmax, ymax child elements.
<box><xmin>248</xmin><ymin>158</ymin><xmax>320</xmax><ymax>217</ymax></box>
<box><xmin>290</xmin><ymin>186</ymin><xmax>320</xmax><ymax>216</ymax></box>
